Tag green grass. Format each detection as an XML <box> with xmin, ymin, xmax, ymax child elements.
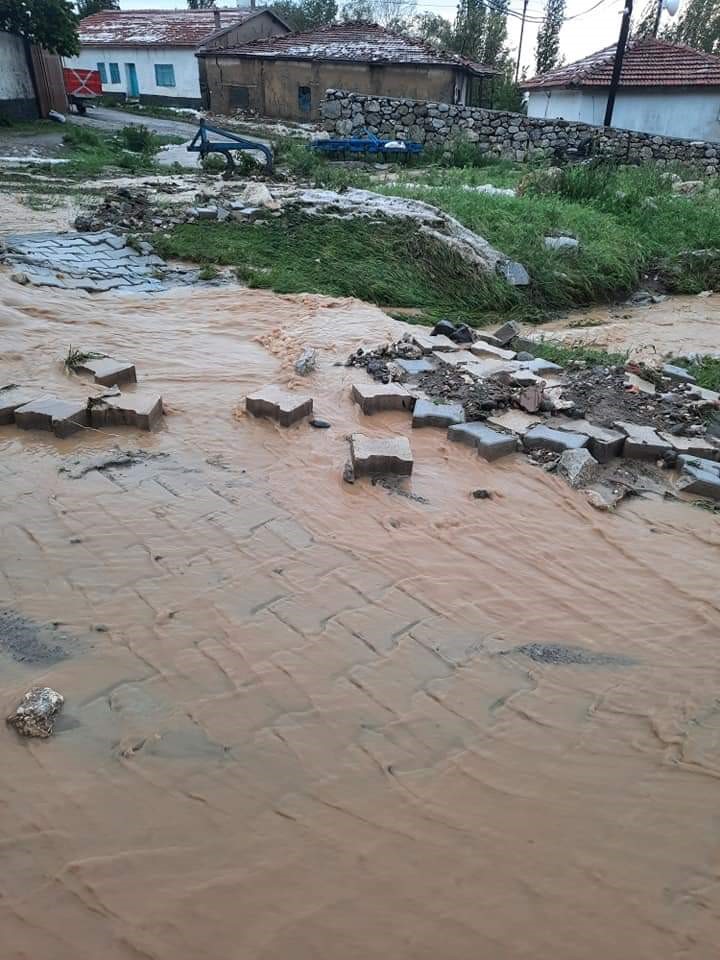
<box><xmin>55</xmin><ymin>123</ymin><xmax>184</xmax><ymax>177</ymax></box>
<box><xmin>526</xmin><ymin>339</ymin><xmax>629</xmax><ymax>367</ymax></box>
<box><xmin>672</xmin><ymin>355</ymin><xmax>720</xmax><ymax>392</ymax></box>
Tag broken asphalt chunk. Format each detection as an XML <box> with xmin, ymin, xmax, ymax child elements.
<box><xmin>246</xmin><ymin>385</ymin><xmax>313</xmax><ymax>426</ymax></box>
<box><xmin>350</xmin><ymin>433</ymin><xmax>413</xmax><ymax>477</ymax></box>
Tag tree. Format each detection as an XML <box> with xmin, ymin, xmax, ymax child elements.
<box><xmin>270</xmin><ymin>0</ymin><xmax>337</xmax><ymax>31</ymax></box>
<box><xmin>77</xmin><ymin>0</ymin><xmax>119</xmax><ymax>18</ymax></box>
<box><xmin>662</xmin><ymin>0</ymin><xmax>720</xmax><ymax>53</ymax></box>
<box><xmin>0</xmin><ymin>0</ymin><xmax>79</xmax><ymax>55</ymax></box>
<box><xmin>340</xmin><ymin>0</ymin><xmax>416</xmax><ymax>30</ymax></box>
<box><xmin>187</xmin><ymin>0</ymin><xmax>217</xmax><ymax>8</ymax></box>
<box><xmin>534</xmin><ymin>0</ymin><xmax>565</xmax><ymax>74</ymax></box>
<box><xmin>409</xmin><ymin>11</ymin><xmax>454</xmax><ymax>47</ymax></box>
<box><xmin>632</xmin><ymin>0</ymin><xmax>658</xmax><ymax>38</ymax></box>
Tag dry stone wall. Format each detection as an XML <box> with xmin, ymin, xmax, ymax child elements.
<box><xmin>321</xmin><ymin>90</ymin><xmax>720</xmax><ymax>173</ymax></box>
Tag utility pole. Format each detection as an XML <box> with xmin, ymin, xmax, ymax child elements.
<box><xmin>515</xmin><ymin>0</ymin><xmax>529</xmax><ymax>82</ymax></box>
<box><xmin>603</xmin><ymin>0</ymin><xmax>633</xmax><ymax>128</ymax></box>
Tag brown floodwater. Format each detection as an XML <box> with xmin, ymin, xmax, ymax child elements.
<box><xmin>1</xmin><ymin>274</ymin><xmax>720</xmax><ymax>960</ymax></box>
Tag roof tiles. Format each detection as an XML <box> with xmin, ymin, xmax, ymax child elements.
<box><xmin>78</xmin><ymin>8</ymin><xmax>265</xmax><ymax>48</ymax></box>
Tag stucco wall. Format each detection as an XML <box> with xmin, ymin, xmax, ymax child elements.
<box><xmin>527</xmin><ymin>87</ymin><xmax>720</xmax><ymax>142</ymax></box>
<box><xmin>201</xmin><ymin>55</ymin><xmax>463</xmax><ymax>119</ymax></box>
<box><xmin>65</xmin><ymin>47</ymin><xmax>201</xmax><ymax>103</ymax></box>
<box><xmin>321</xmin><ymin>89</ymin><xmax>720</xmax><ymax>172</ymax></box>
<box><xmin>0</xmin><ymin>31</ymin><xmax>37</xmax><ymax>120</ymax></box>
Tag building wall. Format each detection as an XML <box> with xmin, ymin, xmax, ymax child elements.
<box><xmin>0</xmin><ymin>31</ymin><xmax>37</xmax><ymax>121</ymax></box>
<box><xmin>322</xmin><ymin>90</ymin><xmax>720</xmax><ymax>172</ymax></box>
<box><xmin>204</xmin><ymin>12</ymin><xmax>290</xmax><ymax>50</ymax></box>
<box><xmin>527</xmin><ymin>87</ymin><xmax>720</xmax><ymax>142</ymax></box>
<box><xmin>65</xmin><ymin>47</ymin><xmax>202</xmax><ymax>104</ymax></box>
<box><xmin>201</xmin><ymin>55</ymin><xmax>464</xmax><ymax>119</ymax></box>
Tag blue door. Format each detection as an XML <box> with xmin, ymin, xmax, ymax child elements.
<box><xmin>125</xmin><ymin>63</ymin><xmax>139</xmax><ymax>98</ymax></box>
<box><xmin>298</xmin><ymin>86</ymin><xmax>311</xmax><ymax>115</ymax></box>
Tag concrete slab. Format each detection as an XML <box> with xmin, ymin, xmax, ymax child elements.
<box><xmin>447</xmin><ymin>422</ymin><xmax>518</xmax><ymax>461</ymax></box>
<box><xmin>246</xmin><ymin>385</ymin><xmax>313</xmax><ymax>426</ymax></box>
<box><xmin>89</xmin><ymin>393</ymin><xmax>163</xmax><ymax>432</ymax></box>
<box><xmin>677</xmin><ymin>465</ymin><xmax>720</xmax><ymax>499</ymax></box>
<box><xmin>411</xmin><ymin>332</ymin><xmax>458</xmax><ymax>353</ymax></box>
<box><xmin>661</xmin><ymin>434</ymin><xmax>720</xmax><ymax>460</ymax></box>
<box><xmin>677</xmin><ymin>454</ymin><xmax>720</xmax><ymax>477</ymax></box>
<box><xmin>548</xmin><ymin>418</ymin><xmax>625</xmax><ymax>464</ymax></box>
<box><xmin>77</xmin><ymin>357</ymin><xmax>137</xmax><ymax>387</ymax></box>
<box><xmin>492</xmin><ymin>320</ymin><xmax>521</xmax><ymax>347</ymax></box>
<box><xmin>350</xmin><ymin>433</ymin><xmax>413</xmax><ymax>477</ymax></box>
<box><xmin>395</xmin><ymin>358</ymin><xmax>436</xmax><ymax>378</ymax></box>
<box><xmin>614</xmin><ymin>421</ymin><xmax>671</xmax><ymax>460</ymax></box>
<box><xmin>520</xmin><ymin>358</ymin><xmax>564</xmax><ymax>376</ymax></box>
<box><xmin>487</xmin><ymin>410</ymin><xmax>541</xmax><ymax>436</ymax></box>
<box><xmin>625</xmin><ymin>372</ymin><xmax>657</xmax><ymax>395</ymax></box>
<box><xmin>464</xmin><ymin>359</ymin><xmax>521</xmax><ymax>379</ymax></box>
<box><xmin>351</xmin><ymin>382</ymin><xmax>414</xmax><ymax>415</ymax></box>
<box><xmin>0</xmin><ymin>386</ymin><xmax>38</xmax><ymax>425</ymax></box>
<box><xmin>662</xmin><ymin>363</ymin><xmax>696</xmax><ymax>383</ymax></box>
<box><xmin>469</xmin><ymin>341</ymin><xmax>517</xmax><ymax>361</ymax></box>
<box><xmin>14</xmin><ymin>396</ymin><xmax>88</xmax><ymax>438</ymax></box>
<box><xmin>412</xmin><ymin>399</ymin><xmax>465</xmax><ymax>429</ymax></box>
<box><xmin>433</xmin><ymin>350</ymin><xmax>477</xmax><ymax>368</ymax></box>
<box><xmin>523</xmin><ymin>425</ymin><xmax>589</xmax><ymax>453</ymax></box>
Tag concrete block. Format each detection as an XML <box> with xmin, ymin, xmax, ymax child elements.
<box><xmin>0</xmin><ymin>386</ymin><xmax>38</xmax><ymax>425</ymax></box>
<box><xmin>351</xmin><ymin>381</ymin><xmax>414</xmax><ymax>415</ymax></box>
<box><xmin>77</xmin><ymin>357</ymin><xmax>137</xmax><ymax>387</ymax></box>
<box><xmin>395</xmin><ymin>358</ymin><xmax>436</xmax><ymax>378</ymax></box>
<box><xmin>487</xmin><ymin>410</ymin><xmax>541</xmax><ymax>436</ymax></box>
<box><xmin>523</xmin><ymin>425</ymin><xmax>589</xmax><ymax>453</ymax></box>
<box><xmin>662</xmin><ymin>435</ymin><xmax>720</xmax><ymax>460</ymax></box>
<box><xmin>246</xmin><ymin>385</ymin><xmax>313</xmax><ymax>426</ymax></box>
<box><xmin>14</xmin><ymin>396</ymin><xmax>88</xmax><ymax>438</ymax></box>
<box><xmin>412</xmin><ymin>399</ymin><xmax>465</xmax><ymax>429</ymax></box>
<box><xmin>677</xmin><ymin>465</ymin><xmax>720</xmax><ymax>499</ymax></box>
<box><xmin>557</xmin><ymin>448</ymin><xmax>599</xmax><ymax>487</ymax></box>
<box><xmin>433</xmin><ymin>350</ymin><xmax>477</xmax><ymax>368</ymax></box>
<box><xmin>411</xmin><ymin>331</ymin><xmax>458</xmax><ymax>353</ymax></box>
<box><xmin>614</xmin><ymin>421</ymin><xmax>671</xmax><ymax>460</ymax></box>
<box><xmin>89</xmin><ymin>393</ymin><xmax>163</xmax><ymax>431</ymax></box>
<box><xmin>464</xmin><ymin>359</ymin><xmax>520</xmax><ymax>379</ymax></box>
<box><xmin>625</xmin><ymin>372</ymin><xmax>656</xmax><ymax>394</ymax></box>
<box><xmin>662</xmin><ymin>363</ymin><xmax>696</xmax><ymax>383</ymax></box>
<box><xmin>447</xmin><ymin>422</ymin><xmax>518</xmax><ymax>461</ymax></box>
<box><xmin>469</xmin><ymin>341</ymin><xmax>516</xmax><ymax>361</ymax></box>
<box><xmin>677</xmin><ymin>454</ymin><xmax>720</xmax><ymax>477</ymax></box>
<box><xmin>492</xmin><ymin>320</ymin><xmax>521</xmax><ymax>346</ymax></box>
<box><xmin>521</xmin><ymin>357</ymin><xmax>564</xmax><ymax>376</ymax></box>
<box><xmin>350</xmin><ymin>433</ymin><xmax>413</xmax><ymax>477</ymax></box>
<box><xmin>548</xmin><ymin>418</ymin><xmax>625</xmax><ymax>463</ymax></box>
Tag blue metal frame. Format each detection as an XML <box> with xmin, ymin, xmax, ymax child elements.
<box><xmin>311</xmin><ymin>130</ymin><xmax>422</xmax><ymax>162</ymax></box>
<box><xmin>187</xmin><ymin>119</ymin><xmax>274</xmax><ymax>174</ymax></box>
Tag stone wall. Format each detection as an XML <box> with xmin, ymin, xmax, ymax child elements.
<box><xmin>321</xmin><ymin>89</ymin><xmax>720</xmax><ymax>174</ymax></box>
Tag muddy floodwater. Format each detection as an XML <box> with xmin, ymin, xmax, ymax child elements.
<box><xmin>1</xmin><ymin>274</ymin><xmax>720</xmax><ymax>960</ymax></box>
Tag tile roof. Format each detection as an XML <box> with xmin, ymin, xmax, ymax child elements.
<box><xmin>78</xmin><ymin>8</ymin><xmax>271</xmax><ymax>48</ymax></box>
<box><xmin>201</xmin><ymin>20</ymin><xmax>497</xmax><ymax>75</ymax></box>
<box><xmin>523</xmin><ymin>38</ymin><xmax>720</xmax><ymax>89</ymax></box>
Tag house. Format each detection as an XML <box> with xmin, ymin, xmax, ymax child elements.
<box><xmin>522</xmin><ymin>38</ymin><xmax>720</xmax><ymax>142</ymax></box>
<box><xmin>64</xmin><ymin>7</ymin><xmax>290</xmax><ymax>108</ymax></box>
<box><xmin>0</xmin><ymin>30</ymin><xmax>66</xmax><ymax>121</ymax></box>
<box><xmin>197</xmin><ymin>21</ymin><xmax>497</xmax><ymax>120</ymax></box>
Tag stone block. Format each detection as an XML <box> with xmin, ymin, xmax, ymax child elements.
<box><xmin>498</xmin><ymin>261</ymin><xmax>530</xmax><ymax>286</ymax></box>
<box><xmin>677</xmin><ymin>454</ymin><xmax>720</xmax><ymax>477</ymax></box>
<box><xmin>77</xmin><ymin>357</ymin><xmax>137</xmax><ymax>387</ymax></box>
<box><xmin>548</xmin><ymin>418</ymin><xmax>625</xmax><ymax>463</ymax></box>
<box><xmin>469</xmin><ymin>341</ymin><xmax>517</xmax><ymax>361</ymax></box>
<box><xmin>14</xmin><ymin>396</ymin><xmax>88</xmax><ymax>438</ymax></box>
<box><xmin>412</xmin><ymin>399</ymin><xmax>465</xmax><ymax>429</ymax></box>
<box><xmin>350</xmin><ymin>433</ymin><xmax>413</xmax><ymax>477</ymax></box>
<box><xmin>523</xmin><ymin>425</ymin><xmax>589</xmax><ymax>453</ymax></box>
<box><xmin>395</xmin><ymin>358</ymin><xmax>436</xmax><ymax>378</ymax></box>
<box><xmin>411</xmin><ymin>331</ymin><xmax>458</xmax><ymax>353</ymax></box>
<box><xmin>557</xmin><ymin>448</ymin><xmax>599</xmax><ymax>487</ymax></box>
<box><xmin>662</xmin><ymin>435</ymin><xmax>719</xmax><ymax>459</ymax></box>
<box><xmin>0</xmin><ymin>385</ymin><xmax>38</xmax><ymax>425</ymax></box>
<box><xmin>447</xmin><ymin>422</ymin><xmax>518</xmax><ymax>461</ymax></box>
<box><xmin>625</xmin><ymin>372</ymin><xmax>656</xmax><ymax>394</ymax></box>
<box><xmin>487</xmin><ymin>410</ymin><xmax>541</xmax><ymax>435</ymax></box>
<box><xmin>614</xmin><ymin>421</ymin><xmax>671</xmax><ymax>460</ymax></box>
<box><xmin>492</xmin><ymin>320</ymin><xmax>522</xmax><ymax>346</ymax></box>
<box><xmin>351</xmin><ymin>381</ymin><xmax>414</xmax><ymax>415</ymax></box>
<box><xmin>89</xmin><ymin>393</ymin><xmax>163</xmax><ymax>431</ymax></box>
<box><xmin>662</xmin><ymin>363</ymin><xmax>696</xmax><ymax>383</ymax></box>
<box><xmin>246</xmin><ymin>385</ymin><xmax>313</xmax><ymax>426</ymax></box>
<box><xmin>521</xmin><ymin>357</ymin><xmax>564</xmax><ymax>376</ymax></box>
<box><xmin>677</xmin><ymin>465</ymin><xmax>720</xmax><ymax>500</ymax></box>
<box><xmin>434</xmin><ymin>350</ymin><xmax>477</xmax><ymax>368</ymax></box>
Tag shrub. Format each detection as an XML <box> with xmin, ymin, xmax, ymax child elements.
<box><xmin>120</xmin><ymin>124</ymin><xmax>156</xmax><ymax>153</ymax></box>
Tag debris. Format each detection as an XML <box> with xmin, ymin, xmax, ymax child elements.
<box><xmin>246</xmin><ymin>385</ymin><xmax>313</xmax><ymax>426</ymax></box>
<box><xmin>544</xmin><ymin>236</ymin><xmax>580</xmax><ymax>252</ymax></box>
<box><xmin>89</xmin><ymin>393</ymin><xmax>164</xmax><ymax>431</ymax></box>
<box><xmin>395</xmin><ymin>358</ymin><xmax>436</xmax><ymax>378</ymax></box>
<box><xmin>625</xmin><ymin>371</ymin><xmax>656</xmax><ymax>394</ymax></box>
<box><xmin>294</xmin><ymin>347</ymin><xmax>318</xmax><ymax>376</ymax></box>
<box><xmin>240</xmin><ymin>182</ymin><xmax>276</xmax><ymax>207</ymax></box>
<box><xmin>548</xmin><ymin>419</ymin><xmax>625</xmax><ymax>463</ymax></box>
<box><xmin>0</xmin><ymin>385</ymin><xmax>37</xmax><ymax>425</ymax></box>
<box><xmin>412</xmin><ymin>398</ymin><xmax>465</xmax><ymax>429</ymax></box>
<box><xmin>342</xmin><ymin>460</ymin><xmax>355</xmax><ymax>483</ymax></box>
<box><xmin>499</xmin><ymin>260</ymin><xmax>530</xmax><ymax>286</ymax></box>
<box><xmin>350</xmin><ymin>433</ymin><xmax>413</xmax><ymax>477</ymax></box>
<box><xmin>517</xmin><ymin>383</ymin><xmax>544</xmax><ymax>413</ymax></box>
<box><xmin>677</xmin><ymin>464</ymin><xmax>720</xmax><ymax>500</ymax></box>
<box><xmin>661</xmin><ymin>363</ymin><xmax>696</xmax><ymax>384</ymax></box>
<box><xmin>493</xmin><ymin>320</ymin><xmax>521</xmax><ymax>347</ymax></box>
<box><xmin>523</xmin><ymin>425</ymin><xmax>589</xmax><ymax>454</ymax></box>
<box><xmin>557</xmin><ymin>448</ymin><xmax>599</xmax><ymax>488</ymax></box>
<box><xmin>447</xmin><ymin>422</ymin><xmax>518</xmax><ymax>461</ymax></box>
<box><xmin>0</xmin><ymin>609</ymin><xmax>69</xmax><ymax>663</ymax></box>
<box><xmin>585</xmin><ymin>483</ymin><xmax>629</xmax><ymax>511</ymax></box>
<box><xmin>76</xmin><ymin>357</ymin><xmax>137</xmax><ymax>387</ymax></box>
<box><xmin>351</xmin><ymin>381</ymin><xmax>414</xmax><ymax>415</ymax></box>
<box><xmin>14</xmin><ymin>396</ymin><xmax>88</xmax><ymax>438</ymax></box>
<box><xmin>310</xmin><ymin>417</ymin><xmax>331</xmax><ymax>429</ymax></box>
<box><xmin>411</xmin><ymin>331</ymin><xmax>458</xmax><ymax>353</ymax></box>
<box><xmin>7</xmin><ymin>687</ymin><xmax>64</xmax><ymax>739</ymax></box>
<box><xmin>470</xmin><ymin>341</ymin><xmax>517</xmax><ymax>361</ymax></box>
<box><xmin>614</xmin><ymin>421</ymin><xmax>671</xmax><ymax>460</ymax></box>
<box><xmin>61</xmin><ymin>448</ymin><xmax>167</xmax><ymax>479</ymax></box>
<box><xmin>471</xmin><ymin>488</ymin><xmax>492</xmax><ymax>499</ymax></box>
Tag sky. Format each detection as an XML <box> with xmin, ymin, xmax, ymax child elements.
<box><xmin>116</xmin><ymin>0</ymin><xmax>672</xmax><ymax>75</ymax></box>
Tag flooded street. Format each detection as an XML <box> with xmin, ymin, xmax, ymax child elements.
<box><xmin>1</xmin><ymin>275</ymin><xmax>720</xmax><ymax>959</ymax></box>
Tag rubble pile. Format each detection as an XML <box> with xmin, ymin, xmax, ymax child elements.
<box><xmin>75</xmin><ymin>187</ymin><xmax>156</xmax><ymax>233</ymax></box>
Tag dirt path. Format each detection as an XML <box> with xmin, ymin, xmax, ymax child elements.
<box><xmin>1</xmin><ymin>272</ymin><xmax>719</xmax><ymax>959</ymax></box>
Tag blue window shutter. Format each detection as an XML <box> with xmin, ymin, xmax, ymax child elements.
<box><xmin>97</xmin><ymin>62</ymin><xmax>107</xmax><ymax>84</ymax></box>
<box><xmin>154</xmin><ymin>64</ymin><xmax>176</xmax><ymax>88</ymax></box>
<box><xmin>109</xmin><ymin>62</ymin><xmax>120</xmax><ymax>84</ymax></box>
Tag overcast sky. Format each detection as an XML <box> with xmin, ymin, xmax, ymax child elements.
<box><xmin>116</xmin><ymin>0</ymin><xmax>670</xmax><ymax>74</ymax></box>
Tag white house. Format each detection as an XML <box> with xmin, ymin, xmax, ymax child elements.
<box><xmin>64</xmin><ymin>7</ymin><xmax>289</xmax><ymax>108</ymax></box>
<box><xmin>522</xmin><ymin>38</ymin><xmax>720</xmax><ymax>143</ymax></box>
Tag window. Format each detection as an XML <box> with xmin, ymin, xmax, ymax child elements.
<box><xmin>154</xmin><ymin>64</ymin><xmax>176</xmax><ymax>88</ymax></box>
<box><xmin>96</xmin><ymin>62</ymin><xmax>107</xmax><ymax>84</ymax></box>
<box><xmin>109</xmin><ymin>62</ymin><xmax>120</xmax><ymax>84</ymax></box>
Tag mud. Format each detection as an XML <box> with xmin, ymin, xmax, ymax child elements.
<box><xmin>510</xmin><ymin>642</ymin><xmax>634</xmax><ymax>666</ymax></box>
<box><xmin>1</xmin><ymin>272</ymin><xmax>720</xmax><ymax>959</ymax></box>
<box><xmin>0</xmin><ymin>609</ymin><xmax>70</xmax><ymax>664</ymax></box>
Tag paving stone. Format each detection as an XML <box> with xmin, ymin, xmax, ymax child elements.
<box><xmin>433</xmin><ymin>350</ymin><xmax>477</xmax><ymax>368</ymax></box>
<box><xmin>469</xmin><ymin>341</ymin><xmax>517</xmax><ymax>361</ymax></box>
<box><xmin>520</xmin><ymin>358</ymin><xmax>564</xmax><ymax>376</ymax></box>
<box><xmin>510</xmin><ymin>369</ymin><xmax>542</xmax><ymax>387</ymax></box>
<box><xmin>351</xmin><ymin>381</ymin><xmax>414</xmax><ymax>415</ymax></box>
<box><xmin>246</xmin><ymin>385</ymin><xmax>313</xmax><ymax>426</ymax></box>
<box><xmin>89</xmin><ymin>393</ymin><xmax>163</xmax><ymax>431</ymax></box>
<box><xmin>473</xmin><ymin>333</ymin><xmax>504</xmax><ymax>348</ymax></box>
<box><xmin>548</xmin><ymin>418</ymin><xmax>625</xmax><ymax>463</ymax></box>
<box><xmin>412</xmin><ymin>399</ymin><xmax>465</xmax><ymax>429</ymax></box>
<box><xmin>411</xmin><ymin>332</ymin><xmax>459</xmax><ymax>353</ymax></box>
<box><xmin>14</xmin><ymin>396</ymin><xmax>88</xmax><ymax>438</ymax></box>
<box><xmin>0</xmin><ymin>385</ymin><xmax>38</xmax><ymax>425</ymax></box>
<box><xmin>492</xmin><ymin>320</ymin><xmax>521</xmax><ymax>346</ymax></box>
<box><xmin>557</xmin><ymin>448</ymin><xmax>599</xmax><ymax>487</ymax></box>
<box><xmin>464</xmin><ymin>359</ymin><xmax>520</xmax><ymax>379</ymax></box>
<box><xmin>661</xmin><ymin>434</ymin><xmax>720</xmax><ymax>460</ymax></box>
<box><xmin>614</xmin><ymin>421</ymin><xmax>671</xmax><ymax>460</ymax></box>
<box><xmin>687</xmin><ymin>384</ymin><xmax>720</xmax><ymax>403</ymax></box>
<box><xmin>350</xmin><ymin>433</ymin><xmax>413</xmax><ymax>477</ymax></box>
<box><xmin>677</xmin><ymin>465</ymin><xmax>720</xmax><ymax>499</ymax></box>
<box><xmin>447</xmin><ymin>422</ymin><xmax>518</xmax><ymax>461</ymax></box>
<box><xmin>487</xmin><ymin>410</ymin><xmax>541</xmax><ymax>435</ymax></box>
<box><xmin>395</xmin><ymin>358</ymin><xmax>436</xmax><ymax>378</ymax></box>
<box><xmin>77</xmin><ymin>357</ymin><xmax>137</xmax><ymax>387</ymax></box>
<box><xmin>625</xmin><ymin>372</ymin><xmax>656</xmax><ymax>395</ymax></box>
<box><xmin>523</xmin><ymin>425</ymin><xmax>589</xmax><ymax>453</ymax></box>
<box><xmin>662</xmin><ymin>363</ymin><xmax>696</xmax><ymax>383</ymax></box>
<box><xmin>677</xmin><ymin>454</ymin><xmax>720</xmax><ymax>477</ymax></box>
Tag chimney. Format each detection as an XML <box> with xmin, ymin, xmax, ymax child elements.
<box><xmin>213</xmin><ymin>8</ymin><xmax>221</xmax><ymax>28</ymax></box>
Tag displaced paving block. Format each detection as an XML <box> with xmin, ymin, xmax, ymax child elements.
<box><xmin>350</xmin><ymin>433</ymin><xmax>413</xmax><ymax>477</ymax></box>
<box><xmin>548</xmin><ymin>418</ymin><xmax>625</xmax><ymax>464</ymax></box>
<box><xmin>433</xmin><ymin>350</ymin><xmax>477</xmax><ymax>368</ymax></box>
<box><xmin>625</xmin><ymin>372</ymin><xmax>656</xmax><ymax>395</ymax></box>
<box><xmin>493</xmin><ymin>320</ymin><xmax>522</xmax><ymax>347</ymax></box>
<box><xmin>520</xmin><ymin>357</ymin><xmax>564</xmax><ymax>376</ymax></box>
<box><xmin>14</xmin><ymin>396</ymin><xmax>88</xmax><ymax>438</ymax></box>
<box><xmin>662</xmin><ymin>363</ymin><xmax>696</xmax><ymax>383</ymax></box>
<box><xmin>89</xmin><ymin>393</ymin><xmax>164</xmax><ymax>431</ymax></box>
<box><xmin>661</xmin><ymin>434</ymin><xmax>720</xmax><ymax>460</ymax></box>
<box><xmin>557</xmin><ymin>448</ymin><xmax>599</xmax><ymax>488</ymax></box>
<box><xmin>447</xmin><ymin>422</ymin><xmax>518</xmax><ymax>461</ymax></box>
<box><xmin>510</xmin><ymin>369</ymin><xmax>542</xmax><ymax>387</ymax></box>
<box><xmin>474</xmin><ymin>333</ymin><xmax>504</xmax><ymax>348</ymax></box>
<box><xmin>412</xmin><ymin>399</ymin><xmax>465</xmax><ymax>429</ymax></box>
<box><xmin>351</xmin><ymin>381</ymin><xmax>414</xmax><ymax>415</ymax></box>
<box><xmin>523</xmin><ymin>425</ymin><xmax>589</xmax><ymax>454</ymax></box>
<box><xmin>487</xmin><ymin>410</ymin><xmax>541</xmax><ymax>436</ymax></box>
<box><xmin>246</xmin><ymin>385</ymin><xmax>313</xmax><ymax>426</ymax></box>
<box><xmin>395</xmin><ymin>358</ymin><xmax>436</xmax><ymax>378</ymax></box>
<box><xmin>614</xmin><ymin>421</ymin><xmax>671</xmax><ymax>460</ymax></box>
<box><xmin>469</xmin><ymin>341</ymin><xmax>517</xmax><ymax>361</ymax></box>
<box><xmin>411</xmin><ymin>331</ymin><xmax>458</xmax><ymax>353</ymax></box>
<box><xmin>677</xmin><ymin>454</ymin><xmax>720</xmax><ymax>477</ymax></box>
<box><xmin>76</xmin><ymin>357</ymin><xmax>137</xmax><ymax>387</ymax></box>
<box><xmin>677</xmin><ymin>465</ymin><xmax>720</xmax><ymax>500</ymax></box>
<box><xmin>0</xmin><ymin>385</ymin><xmax>38</xmax><ymax>425</ymax></box>
<box><xmin>294</xmin><ymin>348</ymin><xmax>317</xmax><ymax>376</ymax></box>
<box><xmin>464</xmin><ymin>359</ymin><xmax>520</xmax><ymax>379</ymax></box>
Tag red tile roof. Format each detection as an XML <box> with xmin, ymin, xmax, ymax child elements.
<box><xmin>201</xmin><ymin>20</ymin><xmax>497</xmax><ymax>76</ymax></box>
<box><xmin>522</xmin><ymin>38</ymin><xmax>720</xmax><ymax>89</ymax></box>
<box><xmin>78</xmin><ymin>8</ymin><xmax>276</xmax><ymax>48</ymax></box>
